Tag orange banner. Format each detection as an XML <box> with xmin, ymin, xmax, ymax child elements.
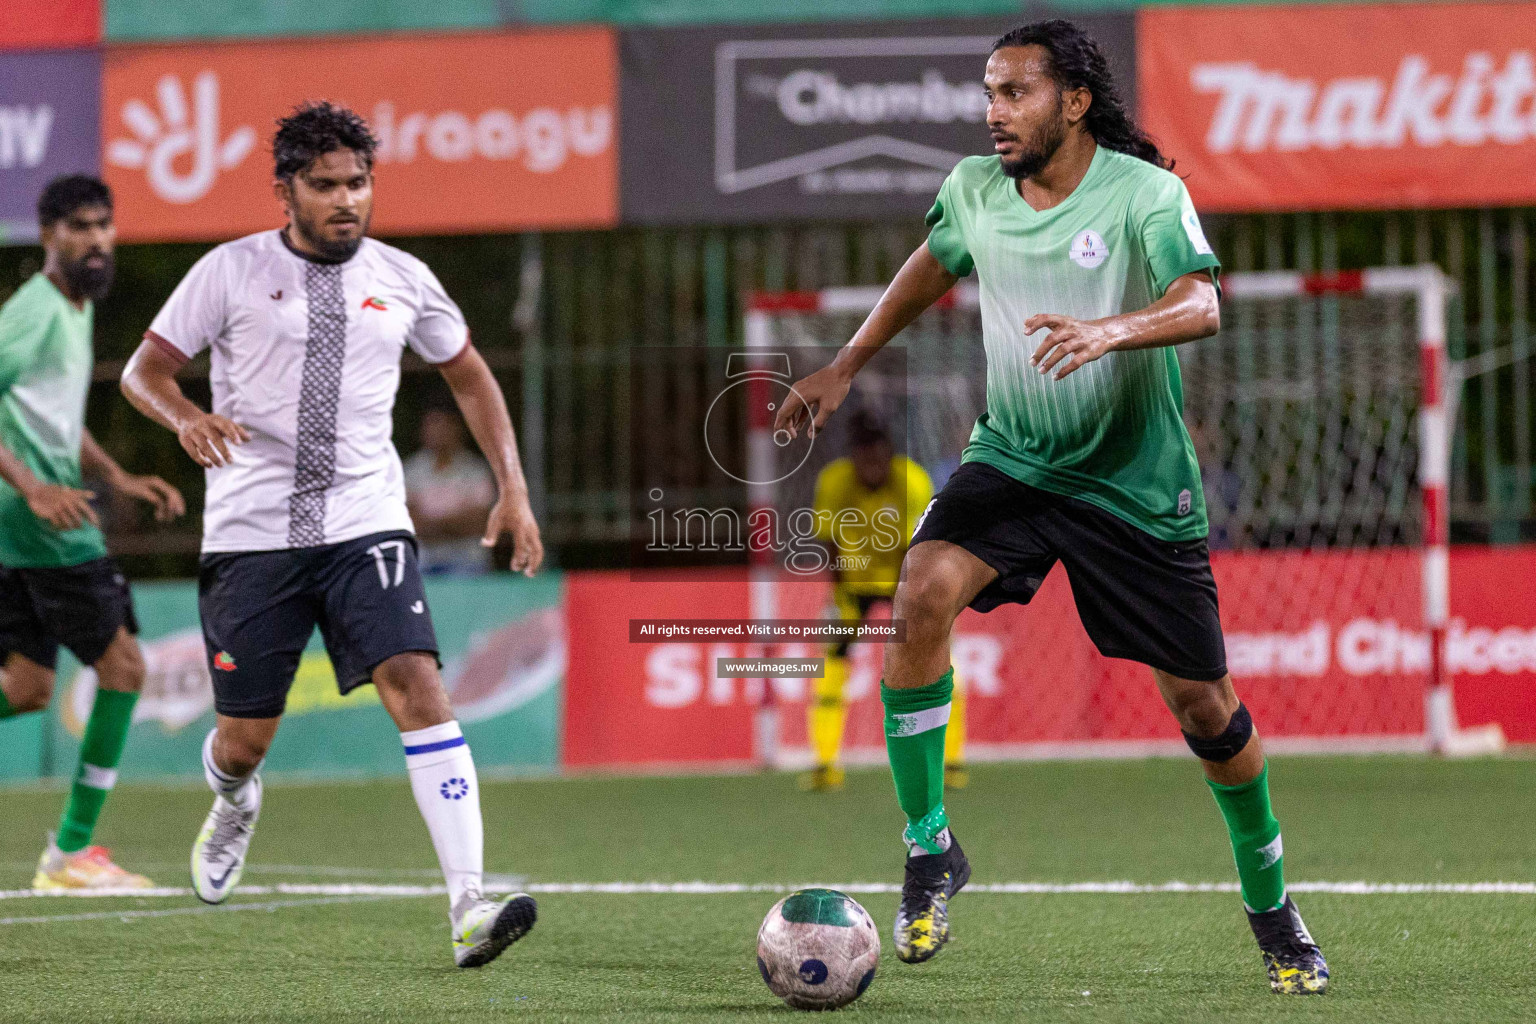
<box><xmin>102</xmin><ymin>29</ymin><xmax>617</xmax><ymax>241</ymax></box>
<box><xmin>1139</xmin><ymin>3</ymin><xmax>1536</xmax><ymax>211</ymax></box>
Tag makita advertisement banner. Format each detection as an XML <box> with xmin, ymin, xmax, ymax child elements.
<box><xmin>1139</xmin><ymin>2</ymin><xmax>1536</xmax><ymax>211</ymax></box>
<box><xmin>0</xmin><ymin>48</ymin><xmax>101</xmax><ymax>242</ymax></box>
<box><xmin>564</xmin><ymin>547</ymin><xmax>1536</xmax><ymax>769</ymax></box>
<box><xmin>618</xmin><ymin>15</ymin><xmax>1135</xmax><ymax>225</ymax></box>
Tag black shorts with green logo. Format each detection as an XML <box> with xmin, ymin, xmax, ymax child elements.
<box><xmin>0</xmin><ymin>558</ymin><xmax>138</xmax><ymax>670</ymax></box>
<box><xmin>911</xmin><ymin>462</ymin><xmax>1228</xmax><ymax>682</ymax></box>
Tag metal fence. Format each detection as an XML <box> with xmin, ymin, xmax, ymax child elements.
<box><xmin>520</xmin><ymin>210</ymin><xmax>1534</xmax><ymax>551</ymax></box>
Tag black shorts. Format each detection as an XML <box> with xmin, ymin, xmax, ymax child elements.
<box><xmin>911</xmin><ymin>462</ymin><xmax>1228</xmax><ymax>681</ymax></box>
<box><xmin>198</xmin><ymin>530</ymin><xmax>440</xmax><ymax>718</ymax></box>
<box><xmin>0</xmin><ymin>558</ymin><xmax>138</xmax><ymax>670</ymax></box>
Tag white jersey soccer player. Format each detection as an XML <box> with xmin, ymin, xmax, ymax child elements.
<box><xmin>122</xmin><ymin>101</ymin><xmax>544</xmax><ymax>968</ymax></box>
<box><xmin>143</xmin><ymin>229</ymin><xmax>462</xmax><ymax>552</ymax></box>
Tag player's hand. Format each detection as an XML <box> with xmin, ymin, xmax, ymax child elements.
<box><xmin>23</xmin><ymin>483</ymin><xmax>100</xmax><ymax>531</ymax></box>
<box><xmin>177</xmin><ymin>412</ymin><xmax>250</xmax><ymax>468</ymax></box>
<box><xmin>112</xmin><ymin>473</ymin><xmax>187</xmax><ymax>522</ymax></box>
<box><xmin>775</xmin><ymin>363</ymin><xmax>853</xmax><ymax>440</ymax></box>
<box><xmin>1025</xmin><ymin>314</ymin><xmax>1119</xmax><ymax>381</ymax></box>
<box><xmin>483</xmin><ymin>492</ymin><xmax>544</xmax><ymax>577</ymax></box>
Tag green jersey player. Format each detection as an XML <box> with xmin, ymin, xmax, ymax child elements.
<box><xmin>777</xmin><ymin>21</ymin><xmax>1327</xmax><ymax>995</ymax></box>
<box><xmin>0</xmin><ymin>176</ymin><xmax>186</xmax><ymax>890</ymax></box>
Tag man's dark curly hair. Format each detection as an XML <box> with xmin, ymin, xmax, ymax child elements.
<box><xmin>272</xmin><ymin>101</ymin><xmax>378</xmax><ymax>181</ymax></box>
<box><xmin>38</xmin><ymin>174</ymin><xmax>112</xmax><ymax>228</ymax></box>
<box><xmin>993</xmin><ymin>20</ymin><xmax>1172</xmax><ymax>171</ymax></box>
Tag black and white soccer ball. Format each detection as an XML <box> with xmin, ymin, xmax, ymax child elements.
<box><xmin>756</xmin><ymin>888</ymin><xmax>880</xmax><ymax>1011</ymax></box>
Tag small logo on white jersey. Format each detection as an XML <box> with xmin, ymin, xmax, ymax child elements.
<box><xmin>1177</xmin><ymin>489</ymin><xmax>1192</xmax><ymax>516</ymax></box>
<box><xmin>1069</xmin><ymin>229</ymin><xmax>1109</xmax><ymax>269</ymax></box>
<box><xmin>410</xmin><ymin>600</ymin><xmax>425</xmax><ymax>614</ymax></box>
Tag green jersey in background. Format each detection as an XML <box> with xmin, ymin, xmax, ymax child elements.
<box><xmin>0</xmin><ymin>273</ymin><xmax>107</xmax><ymax>568</ymax></box>
<box><xmin>925</xmin><ymin>146</ymin><xmax>1222</xmax><ymax>542</ymax></box>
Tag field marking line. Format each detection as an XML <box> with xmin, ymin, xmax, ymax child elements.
<box><xmin>4</xmin><ymin>880</ymin><xmax>1535</xmax><ymax>902</ymax></box>
<box><xmin>0</xmin><ymin>894</ymin><xmax>411</xmax><ymax>926</ymax></box>
<box><xmin>0</xmin><ymin>883</ymin><xmax>447</xmax><ymax>901</ymax></box>
<box><xmin>521</xmin><ymin>881</ymin><xmax>1536</xmax><ymax>895</ymax></box>
<box><xmin>111</xmin><ymin>863</ymin><xmax>449</xmax><ymax>879</ymax></box>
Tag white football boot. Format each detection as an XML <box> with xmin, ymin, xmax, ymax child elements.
<box><xmin>451</xmin><ymin>890</ymin><xmax>538</xmax><ymax>968</ymax></box>
<box><xmin>190</xmin><ymin>774</ymin><xmax>262</xmax><ymax>904</ymax></box>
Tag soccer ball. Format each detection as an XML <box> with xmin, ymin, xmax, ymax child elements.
<box><xmin>756</xmin><ymin>888</ymin><xmax>880</xmax><ymax>1011</ymax></box>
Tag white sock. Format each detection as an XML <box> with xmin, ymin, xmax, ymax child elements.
<box><xmin>402</xmin><ymin>720</ymin><xmax>483</xmax><ymax>910</ymax></box>
<box><xmin>202</xmin><ymin>728</ymin><xmax>260</xmax><ymax>813</ymax></box>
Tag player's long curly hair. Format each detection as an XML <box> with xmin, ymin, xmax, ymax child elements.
<box><xmin>993</xmin><ymin>20</ymin><xmax>1172</xmax><ymax>171</ymax></box>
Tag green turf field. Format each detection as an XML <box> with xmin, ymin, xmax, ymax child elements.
<box><xmin>2</xmin><ymin>755</ymin><xmax>1534</xmax><ymax>1023</ymax></box>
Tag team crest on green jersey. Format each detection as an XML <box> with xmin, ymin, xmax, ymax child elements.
<box><xmin>1070</xmin><ymin>229</ymin><xmax>1108</xmax><ymax>269</ymax></box>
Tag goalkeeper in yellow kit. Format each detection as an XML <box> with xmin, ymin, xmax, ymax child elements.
<box><xmin>804</xmin><ymin>410</ymin><xmax>966</xmax><ymax>791</ymax></box>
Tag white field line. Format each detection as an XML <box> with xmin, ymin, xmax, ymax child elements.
<box><xmin>0</xmin><ymin>894</ymin><xmax>404</xmax><ymax>926</ymax></box>
<box><xmin>4</xmin><ymin>879</ymin><xmax>1536</xmax><ymax>904</ymax></box>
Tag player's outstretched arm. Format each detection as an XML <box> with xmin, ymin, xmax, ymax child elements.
<box><xmin>120</xmin><ymin>340</ymin><xmax>250</xmax><ymax>468</ymax></box>
<box><xmin>436</xmin><ymin>346</ymin><xmax>544</xmax><ymax>577</ymax></box>
<box><xmin>80</xmin><ymin>428</ymin><xmax>186</xmax><ymax>522</ymax></box>
<box><xmin>776</xmin><ymin>244</ymin><xmax>958</xmax><ymax>440</ymax></box>
<box><xmin>1026</xmin><ymin>270</ymin><xmax>1220</xmax><ymax>381</ymax></box>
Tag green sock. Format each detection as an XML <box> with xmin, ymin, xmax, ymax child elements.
<box><xmin>56</xmin><ymin>689</ymin><xmax>138</xmax><ymax>854</ymax></box>
<box><xmin>1207</xmin><ymin>762</ymin><xmax>1286</xmax><ymax>913</ymax></box>
<box><xmin>882</xmin><ymin>668</ymin><xmax>954</xmax><ymax>854</ymax></box>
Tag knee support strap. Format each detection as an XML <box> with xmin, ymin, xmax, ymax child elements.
<box><xmin>1182</xmin><ymin>702</ymin><xmax>1253</xmax><ymax>762</ymax></box>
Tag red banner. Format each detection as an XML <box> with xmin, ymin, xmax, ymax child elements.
<box><xmin>102</xmin><ymin>29</ymin><xmax>617</xmax><ymax>241</ymax></box>
<box><xmin>0</xmin><ymin>1</ymin><xmax>99</xmax><ymax>50</ymax></box>
<box><xmin>562</xmin><ymin>547</ymin><xmax>1536</xmax><ymax>767</ymax></box>
<box><xmin>1138</xmin><ymin>3</ymin><xmax>1536</xmax><ymax>211</ymax></box>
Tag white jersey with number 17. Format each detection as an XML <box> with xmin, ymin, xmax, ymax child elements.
<box><xmin>146</xmin><ymin>230</ymin><xmax>471</xmax><ymax>554</ymax></box>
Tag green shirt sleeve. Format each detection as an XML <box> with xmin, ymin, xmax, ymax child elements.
<box><xmin>925</xmin><ymin>168</ymin><xmax>974</xmax><ymax>278</ymax></box>
<box><xmin>0</xmin><ymin>285</ymin><xmax>51</xmax><ymax>399</ymax></box>
<box><xmin>1134</xmin><ymin>173</ymin><xmax>1221</xmax><ymax>297</ymax></box>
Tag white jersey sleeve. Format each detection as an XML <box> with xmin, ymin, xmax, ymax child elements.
<box><xmin>146</xmin><ymin>246</ymin><xmax>232</xmax><ymax>360</ymax></box>
<box><xmin>406</xmin><ymin>260</ymin><xmax>470</xmax><ymax>364</ymax></box>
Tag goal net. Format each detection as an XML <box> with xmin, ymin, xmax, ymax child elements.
<box><xmin>744</xmin><ymin>266</ymin><xmax>1502</xmax><ymax>762</ymax></box>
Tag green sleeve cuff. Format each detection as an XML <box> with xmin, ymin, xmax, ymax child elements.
<box><xmin>926</xmin><ymin>231</ymin><xmax>974</xmax><ymax>278</ymax></box>
<box><xmin>1155</xmin><ymin>256</ymin><xmax>1222</xmax><ymax>299</ymax></box>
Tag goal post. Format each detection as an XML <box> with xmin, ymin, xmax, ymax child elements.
<box><xmin>742</xmin><ymin>264</ymin><xmax>1505</xmax><ymax>762</ymax></box>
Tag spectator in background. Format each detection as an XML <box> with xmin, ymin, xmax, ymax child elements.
<box><xmin>404</xmin><ymin>407</ymin><xmax>496</xmax><ymax>575</ymax></box>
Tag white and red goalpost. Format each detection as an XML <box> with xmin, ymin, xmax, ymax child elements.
<box><xmin>741</xmin><ymin>265</ymin><xmax>1504</xmax><ymax>763</ymax></box>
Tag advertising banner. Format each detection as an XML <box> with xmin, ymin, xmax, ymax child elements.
<box><xmin>0</xmin><ymin>48</ymin><xmax>101</xmax><ymax>242</ymax></box>
<box><xmin>1139</xmin><ymin>3</ymin><xmax>1536</xmax><ymax>211</ymax></box>
<box><xmin>563</xmin><ymin>546</ymin><xmax>1536</xmax><ymax>768</ymax></box>
<box><xmin>619</xmin><ymin>15</ymin><xmax>1135</xmax><ymax>225</ymax></box>
<box><xmin>1</xmin><ymin>1</ymin><xmax>99</xmax><ymax>50</ymax></box>
<box><xmin>102</xmin><ymin>29</ymin><xmax>618</xmax><ymax>242</ymax></box>
<box><xmin>564</xmin><ymin>570</ymin><xmax>757</xmax><ymax>767</ymax></box>
<box><xmin>0</xmin><ymin>574</ymin><xmax>564</xmax><ymax>783</ymax></box>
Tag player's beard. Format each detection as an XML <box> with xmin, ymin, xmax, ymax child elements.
<box><xmin>62</xmin><ymin>251</ymin><xmax>114</xmax><ymax>302</ymax></box>
<box><xmin>998</xmin><ymin>97</ymin><xmax>1069</xmax><ymax>180</ymax></box>
<box><xmin>293</xmin><ymin>210</ymin><xmax>370</xmax><ymax>262</ymax></box>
